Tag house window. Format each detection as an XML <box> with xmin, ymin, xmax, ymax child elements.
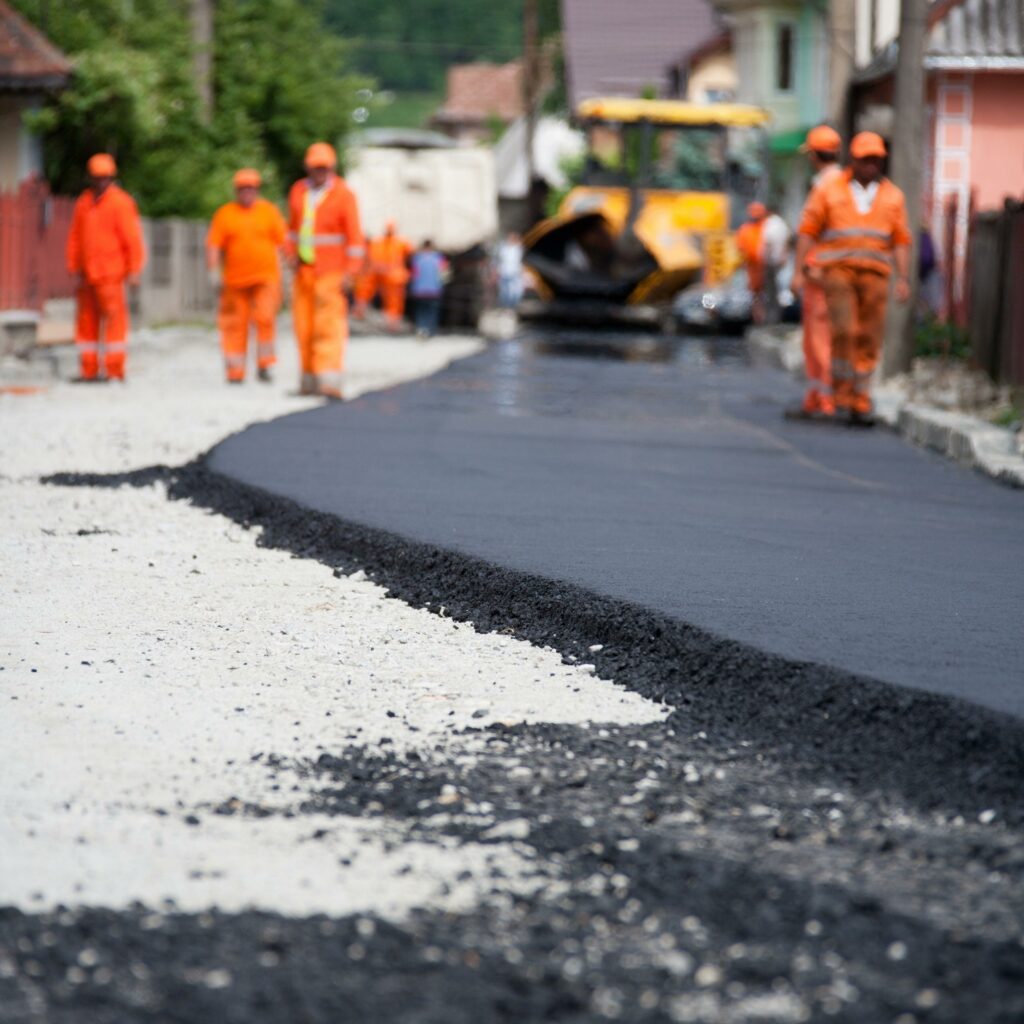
<box><xmin>776</xmin><ymin>23</ymin><xmax>795</xmax><ymax>92</ymax></box>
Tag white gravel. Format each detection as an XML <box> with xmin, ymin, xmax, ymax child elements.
<box><xmin>0</xmin><ymin>325</ymin><xmax>666</xmax><ymax>919</ymax></box>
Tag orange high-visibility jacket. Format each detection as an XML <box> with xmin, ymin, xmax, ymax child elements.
<box><xmin>735</xmin><ymin>220</ymin><xmax>764</xmax><ymax>265</ymax></box>
<box><xmin>799</xmin><ymin>170</ymin><xmax>911</xmax><ymax>276</ymax></box>
<box><xmin>373</xmin><ymin>234</ymin><xmax>413</xmax><ymax>284</ymax></box>
<box><xmin>208</xmin><ymin>198</ymin><xmax>287</xmax><ymax>288</ymax></box>
<box><xmin>66</xmin><ymin>184</ymin><xmax>146</xmax><ymax>283</ymax></box>
<box><xmin>802</xmin><ymin>163</ymin><xmax>844</xmax><ymax>268</ymax></box>
<box><xmin>286</xmin><ymin>176</ymin><xmax>365</xmax><ymax>276</ymax></box>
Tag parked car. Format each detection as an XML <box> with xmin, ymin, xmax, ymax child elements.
<box><xmin>673</xmin><ymin>258</ymin><xmax>800</xmax><ymax>333</ymax></box>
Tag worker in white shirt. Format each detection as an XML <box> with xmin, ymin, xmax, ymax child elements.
<box><xmin>760</xmin><ymin>206</ymin><xmax>790</xmax><ymax>324</ymax></box>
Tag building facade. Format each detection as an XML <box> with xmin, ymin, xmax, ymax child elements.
<box><xmin>852</xmin><ymin>0</ymin><xmax>1024</xmax><ymax>311</ymax></box>
<box><xmin>0</xmin><ymin>1</ymin><xmax>71</xmax><ymax>190</ymax></box>
<box><xmin>712</xmin><ymin>0</ymin><xmax>835</xmax><ymax>220</ymax></box>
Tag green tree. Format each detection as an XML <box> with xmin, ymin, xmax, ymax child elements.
<box><xmin>13</xmin><ymin>0</ymin><xmax>363</xmax><ymax>216</ymax></box>
<box><xmin>323</xmin><ymin>0</ymin><xmax>560</xmax><ymax>94</ymax></box>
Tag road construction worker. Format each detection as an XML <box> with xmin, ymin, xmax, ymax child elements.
<box><xmin>409</xmin><ymin>239</ymin><xmax>449</xmax><ymax>337</ymax></box>
<box><xmin>352</xmin><ymin>237</ymin><xmax>376</xmax><ymax>319</ymax></box>
<box><xmin>794</xmin><ymin>131</ymin><xmax>912</xmax><ymax>426</ymax></box>
<box><xmin>285</xmin><ymin>142</ymin><xmax>365</xmax><ymax>399</ymax></box>
<box><xmin>760</xmin><ymin>205</ymin><xmax>790</xmax><ymax>325</ymax></box>
<box><xmin>736</xmin><ymin>202</ymin><xmax>767</xmax><ymax>322</ymax></box>
<box><xmin>786</xmin><ymin>124</ymin><xmax>845</xmax><ymax>420</ymax></box>
<box><xmin>65</xmin><ymin>154</ymin><xmax>145</xmax><ymax>382</ymax></box>
<box><xmin>207</xmin><ymin>168</ymin><xmax>287</xmax><ymax>384</ymax></box>
<box><xmin>353</xmin><ymin>221</ymin><xmax>412</xmax><ymax>330</ymax></box>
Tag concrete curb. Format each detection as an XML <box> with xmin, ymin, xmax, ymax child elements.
<box><xmin>746</xmin><ymin>325</ymin><xmax>1024</xmax><ymax>489</ymax></box>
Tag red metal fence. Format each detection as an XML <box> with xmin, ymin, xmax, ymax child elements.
<box><xmin>0</xmin><ymin>178</ymin><xmax>77</xmax><ymax>312</ymax></box>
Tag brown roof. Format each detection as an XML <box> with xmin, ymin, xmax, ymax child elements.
<box><xmin>0</xmin><ymin>1</ymin><xmax>71</xmax><ymax>91</ymax></box>
<box><xmin>563</xmin><ymin>0</ymin><xmax>721</xmax><ymax>105</ymax></box>
<box><xmin>433</xmin><ymin>61</ymin><xmax>524</xmax><ymax>126</ymax></box>
<box><xmin>674</xmin><ymin>27</ymin><xmax>731</xmax><ymax>73</ymax></box>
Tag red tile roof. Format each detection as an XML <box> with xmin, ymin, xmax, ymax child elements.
<box><xmin>0</xmin><ymin>1</ymin><xmax>71</xmax><ymax>90</ymax></box>
<box><xmin>434</xmin><ymin>61</ymin><xmax>524</xmax><ymax>126</ymax></box>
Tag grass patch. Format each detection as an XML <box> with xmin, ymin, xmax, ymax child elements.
<box><xmin>369</xmin><ymin>91</ymin><xmax>442</xmax><ymax>130</ymax></box>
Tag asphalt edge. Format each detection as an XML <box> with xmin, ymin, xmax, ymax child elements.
<box><xmin>747</xmin><ymin>325</ymin><xmax>1024</xmax><ymax>488</ymax></box>
<box><xmin>96</xmin><ymin>456</ymin><xmax>1023</xmax><ymax>825</ymax></box>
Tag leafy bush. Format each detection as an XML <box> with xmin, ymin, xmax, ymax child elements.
<box><xmin>914</xmin><ymin>317</ymin><xmax>971</xmax><ymax>361</ymax></box>
<box><xmin>14</xmin><ymin>0</ymin><xmax>364</xmax><ymax>217</ymax></box>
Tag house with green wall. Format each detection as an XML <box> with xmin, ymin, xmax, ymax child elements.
<box><xmin>712</xmin><ymin>0</ymin><xmax>841</xmax><ymax>219</ymax></box>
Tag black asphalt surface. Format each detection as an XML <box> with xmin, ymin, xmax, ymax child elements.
<box><xmin>210</xmin><ymin>334</ymin><xmax>1024</xmax><ymax>718</ymax></box>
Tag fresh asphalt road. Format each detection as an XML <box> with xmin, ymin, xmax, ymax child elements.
<box><xmin>210</xmin><ymin>334</ymin><xmax>1024</xmax><ymax>718</ymax></box>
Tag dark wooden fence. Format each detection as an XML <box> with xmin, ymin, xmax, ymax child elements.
<box><xmin>967</xmin><ymin>199</ymin><xmax>1024</xmax><ymax>393</ymax></box>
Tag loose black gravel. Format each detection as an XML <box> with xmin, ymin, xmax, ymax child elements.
<box><xmin>23</xmin><ymin>457</ymin><xmax>1024</xmax><ymax>1022</ymax></box>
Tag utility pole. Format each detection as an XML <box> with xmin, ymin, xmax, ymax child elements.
<box><xmin>827</xmin><ymin>0</ymin><xmax>856</xmax><ymax>128</ymax></box>
<box><xmin>882</xmin><ymin>0</ymin><xmax>929</xmax><ymax>378</ymax></box>
<box><xmin>522</xmin><ymin>0</ymin><xmax>540</xmax><ymax>226</ymax></box>
<box><xmin>192</xmin><ymin>0</ymin><xmax>214</xmax><ymax>125</ymax></box>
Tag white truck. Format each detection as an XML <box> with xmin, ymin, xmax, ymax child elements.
<box><xmin>345</xmin><ymin>129</ymin><xmax>498</xmax><ymax>327</ymax></box>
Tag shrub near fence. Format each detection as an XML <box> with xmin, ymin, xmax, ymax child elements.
<box><xmin>968</xmin><ymin>199</ymin><xmax>1024</xmax><ymax>394</ymax></box>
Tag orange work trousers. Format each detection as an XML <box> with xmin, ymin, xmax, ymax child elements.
<box><xmin>354</xmin><ymin>272</ymin><xmax>406</xmax><ymax>325</ymax></box>
<box><xmin>822</xmin><ymin>265</ymin><xmax>890</xmax><ymax>414</ymax></box>
<box><xmin>800</xmin><ymin>277</ymin><xmax>833</xmax><ymax>414</ymax></box>
<box><xmin>218</xmin><ymin>281</ymin><xmax>279</xmax><ymax>381</ymax></box>
<box><xmin>292</xmin><ymin>265</ymin><xmax>347</xmax><ymax>393</ymax></box>
<box><xmin>76</xmin><ymin>278</ymin><xmax>129</xmax><ymax>380</ymax></box>
<box><xmin>353</xmin><ymin>271</ymin><xmax>375</xmax><ymax>317</ymax></box>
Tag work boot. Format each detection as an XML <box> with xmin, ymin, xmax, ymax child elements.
<box><xmin>317</xmin><ymin>386</ymin><xmax>344</xmax><ymax>402</ymax></box>
<box><xmin>226</xmin><ymin>378</ymin><xmax>244</xmax><ymax>386</ymax></box>
<box><xmin>847</xmin><ymin>408</ymin><xmax>876</xmax><ymax>428</ymax></box>
<box><xmin>257</xmin><ymin>367</ymin><xmax>272</xmax><ymax>383</ymax></box>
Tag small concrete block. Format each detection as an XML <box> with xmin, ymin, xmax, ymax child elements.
<box><xmin>0</xmin><ymin>310</ymin><xmax>40</xmax><ymax>358</ymax></box>
<box><xmin>36</xmin><ymin>320</ymin><xmax>75</xmax><ymax>347</ymax></box>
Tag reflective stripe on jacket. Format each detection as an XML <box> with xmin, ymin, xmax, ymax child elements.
<box><xmin>798</xmin><ymin>169</ymin><xmax>911</xmax><ymax>276</ymax></box>
<box><xmin>286</xmin><ymin>176</ymin><xmax>365</xmax><ymax>276</ymax></box>
<box><xmin>802</xmin><ymin>163</ymin><xmax>844</xmax><ymax>269</ymax></box>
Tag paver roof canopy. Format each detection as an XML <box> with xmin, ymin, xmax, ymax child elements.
<box><xmin>0</xmin><ymin>0</ymin><xmax>71</xmax><ymax>90</ymax></box>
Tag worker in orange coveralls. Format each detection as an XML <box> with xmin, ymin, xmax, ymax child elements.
<box><xmin>785</xmin><ymin>124</ymin><xmax>845</xmax><ymax>420</ymax></box>
<box><xmin>65</xmin><ymin>154</ymin><xmax>145</xmax><ymax>382</ymax></box>
<box><xmin>353</xmin><ymin>221</ymin><xmax>412</xmax><ymax>330</ymax></box>
<box><xmin>207</xmin><ymin>169</ymin><xmax>287</xmax><ymax>384</ymax></box>
<box><xmin>736</xmin><ymin>202</ymin><xmax>767</xmax><ymax>322</ymax></box>
<box><xmin>794</xmin><ymin>131</ymin><xmax>912</xmax><ymax>427</ymax></box>
<box><xmin>285</xmin><ymin>142</ymin><xmax>365</xmax><ymax>399</ymax></box>
<box><xmin>352</xmin><ymin>236</ymin><xmax>376</xmax><ymax>319</ymax></box>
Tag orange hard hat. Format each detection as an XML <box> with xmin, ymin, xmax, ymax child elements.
<box><xmin>304</xmin><ymin>142</ymin><xmax>337</xmax><ymax>169</ymax></box>
<box><xmin>87</xmin><ymin>153</ymin><xmax>117</xmax><ymax>177</ymax></box>
<box><xmin>800</xmin><ymin>125</ymin><xmax>841</xmax><ymax>154</ymax></box>
<box><xmin>850</xmin><ymin>131</ymin><xmax>887</xmax><ymax>159</ymax></box>
<box><xmin>233</xmin><ymin>168</ymin><xmax>262</xmax><ymax>188</ymax></box>
<box><xmin>747</xmin><ymin>201</ymin><xmax>767</xmax><ymax>220</ymax></box>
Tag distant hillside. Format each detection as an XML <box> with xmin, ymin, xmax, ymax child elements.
<box><xmin>325</xmin><ymin>1</ymin><xmax>558</xmax><ymax>94</ymax></box>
